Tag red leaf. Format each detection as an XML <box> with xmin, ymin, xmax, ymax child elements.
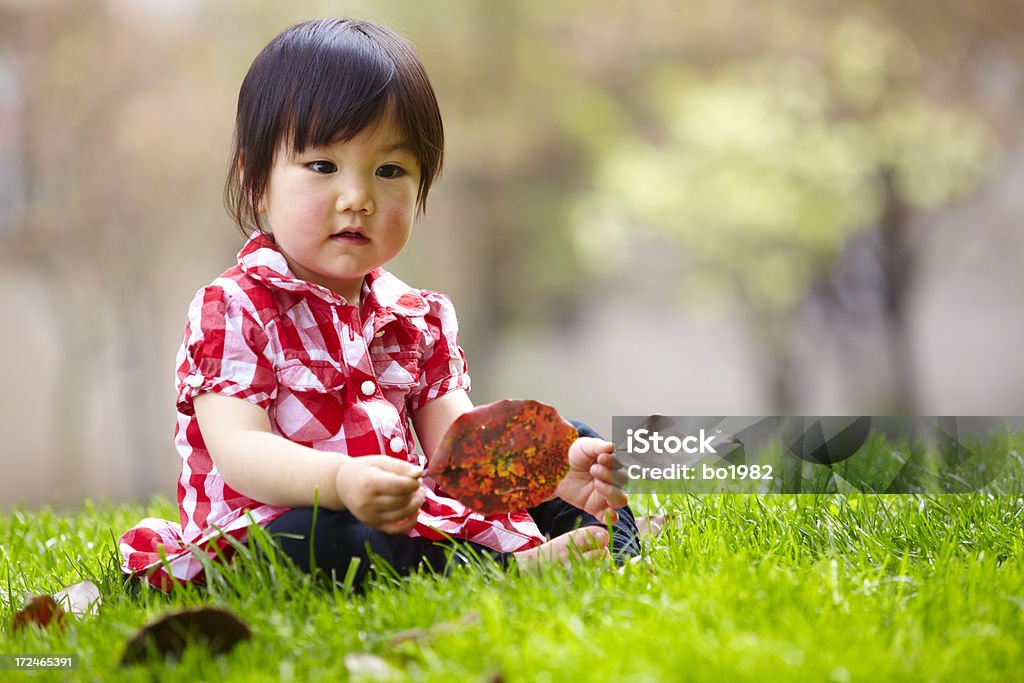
<box><xmin>427</xmin><ymin>399</ymin><xmax>575</xmax><ymax>515</ymax></box>
<box><xmin>12</xmin><ymin>595</ymin><xmax>67</xmax><ymax>631</ymax></box>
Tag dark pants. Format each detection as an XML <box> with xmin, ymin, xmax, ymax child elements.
<box><xmin>264</xmin><ymin>421</ymin><xmax>640</xmax><ymax>586</ymax></box>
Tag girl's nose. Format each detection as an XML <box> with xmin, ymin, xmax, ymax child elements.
<box><xmin>335</xmin><ymin>177</ymin><xmax>374</xmax><ymax>215</ymax></box>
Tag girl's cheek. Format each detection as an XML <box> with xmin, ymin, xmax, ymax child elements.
<box><xmin>381</xmin><ymin>193</ymin><xmax>417</xmax><ymax>222</ymax></box>
<box><xmin>295</xmin><ymin>195</ymin><xmax>333</xmax><ymax>223</ymax></box>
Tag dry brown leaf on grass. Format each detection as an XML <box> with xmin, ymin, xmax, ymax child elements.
<box><xmin>120</xmin><ymin>606</ymin><xmax>251</xmax><ymax>666</ymax></box>
<box><xmin>427</xmin><ymin>399</ymin><xmax>575</xmax><ymax>515</ymax></box>
<box><xmin>12</xmin><ymin>580</ymin><xmax>102</xmax><ymax>631</ymax></box>
<box><xmin>11</xmin><ymin>595</ymin><xmax>66</xmax><ymax>632</ymax></box>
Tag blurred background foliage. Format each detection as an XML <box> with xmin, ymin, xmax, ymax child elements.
<box><xmin>1</xmin><ymin>0</ymin><xmax>1022</xmax><ymax>507</ymax></box>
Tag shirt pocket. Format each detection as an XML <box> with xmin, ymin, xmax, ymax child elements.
<box><xmin>370</xmin><ymin>350</ymin><xmax>420</xmax><ymax>410</ymax></box>
<box><xmin>370</xmin><ymin>351</ymin><xmax>420</xmax><ymax>387</ymax></box>
<box><xmin>271</xmin><ymin>359</ymin><xmax>347</xmax><ymax>443</ymax></box>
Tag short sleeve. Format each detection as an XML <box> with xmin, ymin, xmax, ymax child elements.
<box><xmin>175</xmin><ymin>284</ymin><xmax>277</xmax><ymax>415</ymax></box>
<box><xmin>408</xmin><ymin>291</ymin><xmax>471</xmax><ymax>412</ymax></box>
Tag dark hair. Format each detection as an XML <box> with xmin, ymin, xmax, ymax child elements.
<box><xmin>225</xmin><ymin>18</ymin><xmax>444</xmax><ymax>233</ymax></box>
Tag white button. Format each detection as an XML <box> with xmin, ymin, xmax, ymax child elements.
<box><xmin>390</xmin><ymin>436</ymin><xmax>405</xmax><ymax>453</ymax></box>
<box><xmin>186</xmin><ymin>374</ymin><xmax>204</xmax><ymax>389</ymax></box>
<box><xmin>360</xmin><ymin>380</ymin><xmax>376</xmax><ymax>396</ymax></box>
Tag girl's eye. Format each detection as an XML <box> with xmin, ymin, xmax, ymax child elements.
<box><xmin>308</xmin><ymin>160</ymin><xmax>337</xmax><ymax>174</ymax></box>
<box><xmin>376</xmin><ymin>164</ymin><xmax>406</xmax><ymax>179</ymax></box>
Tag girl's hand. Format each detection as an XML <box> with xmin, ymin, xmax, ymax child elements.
<box><xmin>553</xmin><ymin>437</ymin><xmax>629</xmax><ymax>524</ymax></box>
<box><xmin>335</xmin><ymin>456</ymin><xmax>425</xmax><ymax>534</ymax></box>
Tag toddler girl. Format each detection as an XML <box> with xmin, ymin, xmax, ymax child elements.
<box><xmin>120</xmin><ymin>18</ymin><xmax>639</xmax><ymax>590</ymax></box>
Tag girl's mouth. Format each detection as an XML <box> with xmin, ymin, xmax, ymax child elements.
<box><xmin>330</xmin><ymin>230</ymin><xmax>369</xmax><ymax>244</ymax></box>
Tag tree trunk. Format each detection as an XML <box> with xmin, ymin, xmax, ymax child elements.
<box><xmin>878</xmin><ymin>168</ymin><xmax>918</xmax><ymax>415</ymax></box>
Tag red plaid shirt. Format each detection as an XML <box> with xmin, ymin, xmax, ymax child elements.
<box><xmin>120</xmin><ymin>232</ymin><xmax>543</xmax><ymax>589</ymax></box>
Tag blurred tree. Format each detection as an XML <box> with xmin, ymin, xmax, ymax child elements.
<box><xmin>1</xmin><ymin>0</ymin><xmax>1021</xmax><ymax>505</ymax></box>
<box><xmin>553</xmin><ymin>5</ymin><xmax>1006</xmax><ymax>415</ymax></box>
<box><xmin>0</xmin><ymin>0</ymin><xmax>237</xmax><ymax>503</ymax></box>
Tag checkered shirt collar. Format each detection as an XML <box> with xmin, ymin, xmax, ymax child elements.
<box><xmin>236</xmin><ymin>231</ymin><xmax>429</xmax><ymax>318</ymax></box>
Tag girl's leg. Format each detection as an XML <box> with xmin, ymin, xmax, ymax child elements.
<box><xmin>264</xmin><ymin>419</ymin><xmax>639</xmax><ymax>582</ymax></box>
<box><xmin>527</xmin><ymin>497</ymin><xmax>641</xmax><ymax>560</ymax></box>
<box><xmin>513</xmin><ymin>526</ymin><xmax>613</xmax><ymax>567</ymax></box>
<box><xmin>263</xmin><ymin>508</ymin><xmax>505</xmax><ymax>587</ymax></box>
<box><xmin>528</xmin><ymin>420</ymin><xmax>642</xmax><ymax>560</ymax></box>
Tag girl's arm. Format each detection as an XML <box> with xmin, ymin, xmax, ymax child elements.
<box><xmin>194</xmin><ymin>392</ymin><xmax>424</xmax><ymax>533</ymax></box>
<box><xmin>411</xmin><ymin>389</ymin><xmax>474</xmax><ymax>460</ymax></box>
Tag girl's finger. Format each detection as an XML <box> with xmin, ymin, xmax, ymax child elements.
<box><xmin>371</xmin><ymin>470</ymin><xmax>424</xmax><ymax>495</ymax></box>
<box><xmin>379</xmin><ymin>514</ymin><xmax>419</xmax><ymax>535</ymax></box>
<box><xmin>368</xmin><ymin>455</ymin><xmax>424</xmax><ymax>479</ymax></box>
<box><xmin>593</xmin><ymin>479</ymin><xmax>629</xmax><ymax>509</ymax></box>
<box><xmin>600</xmin><ymin>507</ymin><xmax>620</xmax><ymax>525</ymax></box>
<box><xmin>580</xmin><ymin>437</ymin><xmax>614</xmax><ymax>455</ymax></box>
<box><xmin>374</xmin><ymin>492</ymin><xmax>425</xmax><ymax>523</ymax></box>
<box><xmin>371</xmin><ymin>492</ymin><xmax>423</xmax><ymax>513</ymax></box>
<box><xmin>591</xmin><ymin>463</ymin><xmax>629</xmax><ymax>488</ymax></box>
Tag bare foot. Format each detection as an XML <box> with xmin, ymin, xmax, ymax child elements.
<box><xmin>513</xmin><ymin>527</ymin><xmax>611</xmax><ymax>569</ymax></box>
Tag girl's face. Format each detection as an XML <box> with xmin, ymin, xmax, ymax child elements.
<box><xmin>258</xmin><ymin>112</ymin><xmax>420</xmax><ymax>303</ymax></box>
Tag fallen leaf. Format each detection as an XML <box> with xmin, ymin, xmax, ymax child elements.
<box><xmin>428</xmin><ymin>399</ymin><xmax>575</xmax><ymax>515</ymax></box>
<box><xmin>53</xmin><ymin>580</ymin><xmax>101</xmax><ymax>617</ymax></box>
<box><xmin>120</xmin><ymin>606</ymin><xmax>251</xmax><ymax>665</ymax></box>
<box><xmin>12</xmin><ymin>595</ymin><xmax>66</xmax><ymax>631</ymax></box>
<box><xmin>344</xmin><ymin>652</ymin><xmax>402</xmax><ymax>680</ymax></box>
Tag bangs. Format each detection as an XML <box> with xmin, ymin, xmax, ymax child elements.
<box><xmin>279</xmin><ymin>24</ymin><xmax>397</xmax><ymax>152</ymax></box>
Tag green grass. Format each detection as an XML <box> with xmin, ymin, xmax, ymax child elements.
<box><xmin>2</xmin><ymin>494</ymin><xmax>1023</xmax><ymax>682</ymax></box>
